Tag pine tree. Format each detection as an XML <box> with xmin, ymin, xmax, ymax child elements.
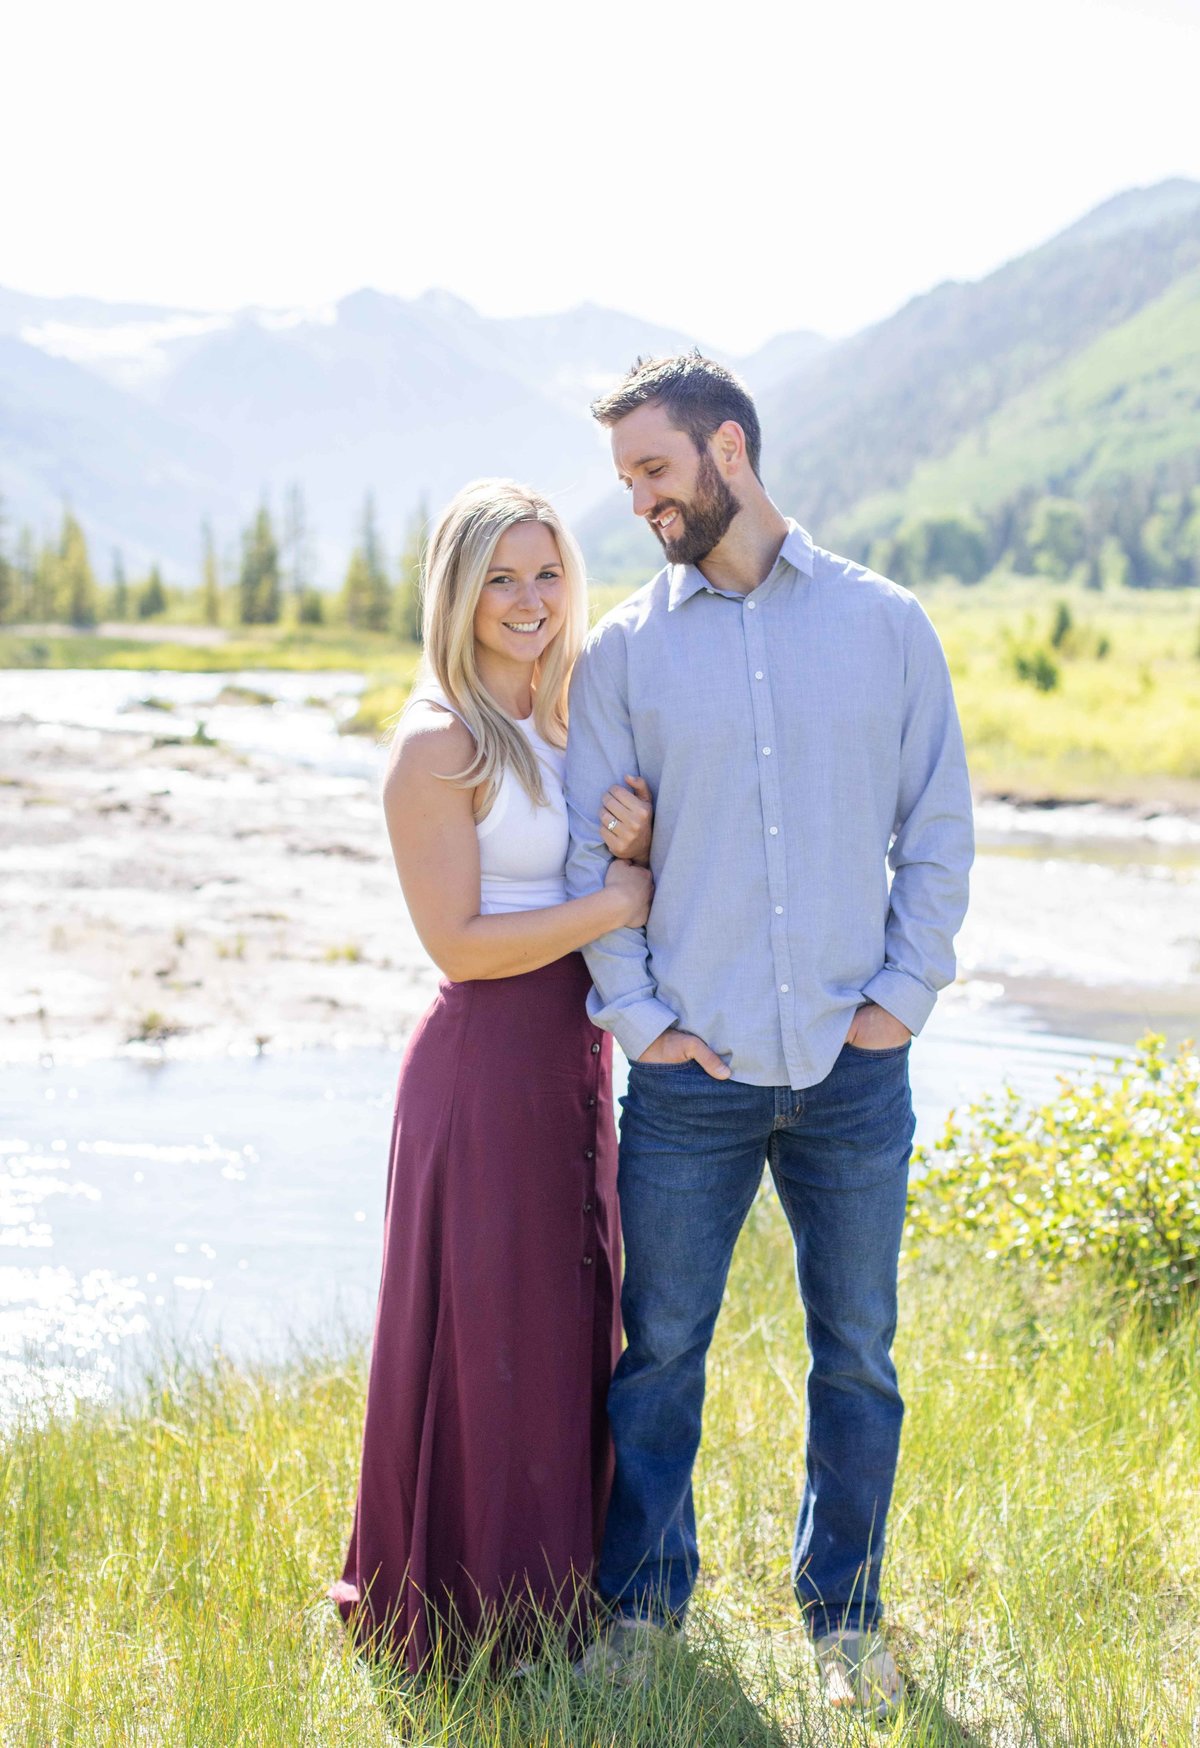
<box><xmin>0</xmin><ymin>491</ymin><xmax>12</xmax><ymax>626</ymax></box>
<box><xmin>282</xmin><ymin>483</ymin><xmax>314</xmax><ymax>608</ymax></box>
<box><xmin>361</xmin><ymin>493</ymin><xmax>391</xmax><ymax>632</ymax></box>
<box><xmin>56</xmin><ymin>509</ymin><xmax>101</xmax><ymax>628</ymax></box>
<box><xmin>111</xmin><ymin>551</ymin><xmax>129</xmax><ymax>621</ymax></box>
<box><xmin>340</xmin><ymin>494</ymin><xmax>391</xmax><ymax>631</ymax></box>
<box><xmin>137</xmin><ymin>567</ymin><xmax>167</xmax><ymax>619</ymax></box>
<box><xmin>14</xmin><ymin>528</ymin><xmax>37</xmax><ymax>622</ymax></box>
<box><xmin>201</xmin><ymin>521</ymin><xmax>221</xmax><ymax>626</ymax></box>
<box><xmin>392</xmin><ymin>498</ymin><xmax>427</xmax><ymax>643</ymax></box>
<box><xmin>31</xmin><ymin>531</ymin><xmax>58</xmax><ymax>622</ymax></box>
<box><xmin>238</xmin><ymin>504</ymin><xmax>282</xmax><ymax>625</ymax></box>
<box><xmin>340</xmin><ymin>547</ymin><xmax>372</xmax><ymax>629</ymax></box>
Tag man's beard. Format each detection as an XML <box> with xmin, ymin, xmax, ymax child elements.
<box><xmin>650</xmin><ymin>451</ymin><xmax>741</xmax><ymax>565</ymax></box>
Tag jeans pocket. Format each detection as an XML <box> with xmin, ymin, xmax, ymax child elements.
<box><xmin>630</xmin><ymin>1058</ymin><xmax>699</xmax><ymax>1073</ymax></box>
<box><xmin>842</xmin><ymin>1040</ymin><xmax>911</xmax><ymax>1060</ymax></box>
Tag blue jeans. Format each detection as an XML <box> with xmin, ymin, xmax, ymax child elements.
<box><xmin>598</xmin><ymin>1040</ymin><xmax>915</xmax><ymax>1639</ymax></box>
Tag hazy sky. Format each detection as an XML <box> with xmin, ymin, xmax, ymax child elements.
<box><xmin>5</xmin><ymin>0</ymin><xmax>1198</xmax><ymax>353</ymax></box>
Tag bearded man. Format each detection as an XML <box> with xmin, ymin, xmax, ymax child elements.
<box><xmin>565</xmin><ymin>353</ymin><xmax>974</xmax><ymax>1719</ymax></box>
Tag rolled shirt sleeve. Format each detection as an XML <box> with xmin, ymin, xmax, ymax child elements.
<box><xmin>862</xmin><ymin>596</ymin><xmax>974</xmax><ymax>1034</ymax></box>
<box><xmin>565</xmin><ymin>627</ymin><xmax>679</xmax><ymax>1061</ymax></box>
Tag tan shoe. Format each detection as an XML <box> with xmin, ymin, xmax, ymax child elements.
<box><xmin>813</xmin><ymin>1628</ymin><xmax>905</xmax><ymax>1719</ymax></box>
<box><xmin>573</xmin><ymin>1616</ymin><xmax>684</xmax><ymax>1688</ymax></box>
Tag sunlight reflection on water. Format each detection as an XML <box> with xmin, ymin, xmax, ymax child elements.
<box><xmin>0</xmin><ymin>1013</ymin><xmax>1129</xmax><ymax>1425</ymax></box>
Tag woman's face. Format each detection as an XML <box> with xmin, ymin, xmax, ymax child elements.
<box><xmin>472</xmin><ymin>519</ymin><xmax>568</xmax><ymax>673</ymax></box>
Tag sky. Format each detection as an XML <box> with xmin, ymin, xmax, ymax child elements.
<box><xmin>4</xmin><ymin>0</ymin><xmax>1199</xmax><ymax>354</ymax></box>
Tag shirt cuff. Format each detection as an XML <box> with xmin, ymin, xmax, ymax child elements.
<box><xmin>861</xmin><ymin>967</ymin><xmax>938</xmax><ymax>1036</ymax></box>
<box><xmin>591</xmin><ymin>993</ymin><xmax>680</xmax><ymax>1064</ymax></box>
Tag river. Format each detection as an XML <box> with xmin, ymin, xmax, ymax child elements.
<box><xmin>2</xmin><ymin>668</ymin><xmax>1197</xmax><ymax>1421</ymax></box>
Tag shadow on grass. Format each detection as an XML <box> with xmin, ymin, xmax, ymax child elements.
<box><xmin>349</xmin><ymin>1626</ymin><xmax>792</xmax><ymax>1748</ymax></box>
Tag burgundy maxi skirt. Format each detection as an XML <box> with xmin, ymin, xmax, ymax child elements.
<box><xmin>331</xmin><ymin>953</ymin><xmax>621</xmax><ymax>1673</ymax></box>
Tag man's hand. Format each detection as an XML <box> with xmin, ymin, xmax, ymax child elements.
<box><xmin>844</xmin><ymin>1001</ymin><xmax>912</xmax><ymax>1050</ymax></box>
<box><xmin>637</xmin><ymin>1027</ymin><xmax>731</xmax><ymax>1080</ymax></box>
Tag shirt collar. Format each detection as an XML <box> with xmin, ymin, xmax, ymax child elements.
<box><xmin>667</xmin><ymin>518</ymin><xmax>815</xmax><ymax>610</ymax></box>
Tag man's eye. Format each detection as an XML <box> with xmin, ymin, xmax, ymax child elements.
<box><xmin>647</xmin><ymin>467</ymin><xmax>665</xmax><ymax>478</ymax></box>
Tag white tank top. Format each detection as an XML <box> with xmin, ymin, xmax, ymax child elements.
<box><xmin>414</xmin><ymin>683</ymin><xmax>569</xmax><ymax>915</ymax></box>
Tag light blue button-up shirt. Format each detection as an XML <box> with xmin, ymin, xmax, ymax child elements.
<box><xmin>564</xmin><ymin>521</ymin><xmax>974</xmax><ymax>1090</ymax></box>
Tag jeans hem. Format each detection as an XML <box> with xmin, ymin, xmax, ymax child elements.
<box><xmin>799</xmin><ymin>1598</ymin><xmax>884</xmax><ymax>1640</ymax></box>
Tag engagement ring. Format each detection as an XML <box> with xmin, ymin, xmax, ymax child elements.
<box><xmin>606</xmin><ymin>817</ymin><xmax>618</xmax><ymax>831</ymax></box>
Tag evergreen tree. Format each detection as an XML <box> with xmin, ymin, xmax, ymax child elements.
<box><xmin>0</xmin><ymin>492</ymin><xmax>12</xmax><ymax>626</ymax></box>
<box><xmin>238</xmin><ymin>504</ymin><xmax>282</xmax><ymax>625</ymax></box>
<box><xmin>340</xmin><ymin>547</ymin><xmax>372</xmax><ymax>629</ymax></box>
<box><xmin>31</xmin><ymin>533</ymin><xmax>58</xmax><ymax>621</ymax></box>
<box><xmin>1097</xmin><ymin>536</ymin><xmax>1130</xmax><ymax>591</ymax></box>
<box><xmin>282</xmin><ymin>483</ymin><xmax>314</xmax><ymax>606</ymax></box>
<box><xmin>341</xmin><ymin>493</ymin><xmax>391</xmax><ymax>631</ymax></box>
<box><xmin>392</xmin><ymin>498</ymin><xmax>427</xmax><ymax>643</ymax></box>
<box><xmin>14</xmin><ymin>528</ymin><xmax>37</xmax><ymax>622</ymax></box>
<box><xmin>297</xmin><ymin>587</ymin><xmax>325</xmax><ymax>625</ymax></box>
<box><xmin>1026</xmin><ymin>498</ymin><xmax>1086</xmax><ymax>581</ymax></box>
<box><xmin>361</xmin><ymin>493</ymin><xmax>391</xmax><ymax>631</ymax></box>
<box><xmin>137</xmin><ymin>567</ymin><xmax>167</xmax><ymax>619</ymax></box>
<box><xmin>111</xmin><ymin>551</ymin><xmax>129</xmax><ymax>621</ymax></box>
<box><xmin>55</xmin><ymin>509</ymin><xmax>101</xmax><ymax>628</ymax></box>
<box><xmin>200</xmin><ymin>521</ymin><xmax>221</xmax><ymax>626</ymax></box>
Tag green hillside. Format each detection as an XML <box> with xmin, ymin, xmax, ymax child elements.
<box><xmin>837</xmin><ymin>264</ymin><xmax>1200</xmax><ymax>547</ymax></box>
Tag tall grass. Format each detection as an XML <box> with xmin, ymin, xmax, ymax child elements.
<box><xmin>4</xmin><ymin>1202</ymin><xmax>1197</xmax><ymax>1745</ymax></box>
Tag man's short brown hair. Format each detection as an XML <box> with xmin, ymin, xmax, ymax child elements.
<box><xmin>590</xmin><ymin>351</ymin><xmax>763</xmax><ymax>480</ymax></box>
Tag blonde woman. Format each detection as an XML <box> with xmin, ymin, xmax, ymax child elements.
<box><xmin>331</xmin><ymin>480</ymin><xmax>653</xmax><ymax>1674</ymax></box>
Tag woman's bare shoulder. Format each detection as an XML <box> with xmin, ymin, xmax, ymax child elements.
<box><xmin>385</xmin><ymin>700</ymin><xmax>476</xmax><ymax>791</ymax></box>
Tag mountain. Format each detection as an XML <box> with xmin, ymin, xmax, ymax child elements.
<box><xmin>3</xmin><ymin>177</ymin><xmax>1197</xmax><ymax>584</ymax></box>
<box><xmin>776</xmin><ymin>182</ymin><xmax>1200</xmax><ymax>554</ymax></box>
<box><xmin>582</xmin><ymin>179</ymin><xmax>1200</xmax><ymax>580</ymax></box>
<box><xmin>0</xmin><ymin>272</ymin><xmax>835</xmax><ymax>579</ymax></box>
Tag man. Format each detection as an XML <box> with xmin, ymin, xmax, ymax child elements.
<box><xmin>564</xmin><ymin>353</ymin><xmax>973</xmax><ymax>1718</ymax></box>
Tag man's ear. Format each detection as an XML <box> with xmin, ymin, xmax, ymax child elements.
<box><xmin>712</xmin><ymin>420</ymin><xmax>746</xmax><ymax>472</ymax></box>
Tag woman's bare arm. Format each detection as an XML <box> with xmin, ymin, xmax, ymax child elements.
<box><xmin>383</xmin><ymin>710</ymin><xmax>651</xmax><ymax>982</ymax></box>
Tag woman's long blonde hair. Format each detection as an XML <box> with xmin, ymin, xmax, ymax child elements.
<box><xmin>411</xmin><ymin>479</ymin><xmax>589</xmax><ymax>813</ymax></box>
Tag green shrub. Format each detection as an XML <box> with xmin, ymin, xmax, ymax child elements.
<box><xmin>1011</xmin><ymin>644</ymin><xmax>1060</xmax><ymax>690</ymax></box>
<box><xmin>907</xmin><ymin>1036</ymin><xmax>1200</xmax><ymax>1312</ymax></box>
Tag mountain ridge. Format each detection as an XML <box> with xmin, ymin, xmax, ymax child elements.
<box><xmin>2</xmin><ymin>177</ymin><xmax>1197</xmax><ymax>582</ymax></box>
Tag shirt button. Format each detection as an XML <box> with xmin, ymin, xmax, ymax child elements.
<box><xmin>590</xmin><ymin>1042</ymin><xmax>600</xmax><ymax>1054</ymax></box>
<box><xmin>583</xmin><ymin>1200</ymin><xmax>594</xmax><ymax>1214</ymax></box>
<box><xmin>774</xmin><ymin>905</ymin><xmax>783</xmax><ymax>915</ymax></box>
<box><xmin>584</xmin><ymin>1148</ymin><xmax>594</xmax><ymax>1160</ymax></box>
<box><xmin>587</xmin><ymin>1096</ymin><xmax>596</xmax><ymax>1108</ymax></box>
<box><xmin>762</xmin><ymin>747</ymin><xmax>771</xmax><ymax>756</ymax></box>
<box><xmin>755</xmin><ymin>670</ymin><xmax>764</xmax><ymax>680</ymax></box>
<box><xmin>582</xmin><ymin>1255</ymin><xmax>594</xmax><ymax>1267</ymax></box>
<box><xmin>780</xmin><ymin>984</ymin><xmax>789</xmax><ymax>993</ymax></box>
<box><xmin>746</xmin><ymin>600</ymin><xmax>756</xmax><ymax>610</ymax></box>
<box><xmin>769</xmin><ymin>826</ymin><xmax>778</xmax><ymax>835</ymax></box>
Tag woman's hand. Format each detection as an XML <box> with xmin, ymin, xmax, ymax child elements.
<box><xmin>599</xmin><ymin>775</ymin><xmax>653</xmax><ymax>865</ymax></box>
<box><xmin>603</xmin><ymin>857</ymin><xmax>654</xmax><ymax>929</ymax></box>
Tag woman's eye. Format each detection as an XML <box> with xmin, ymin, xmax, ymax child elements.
<box><xmin>537</xmin><ymin>570</ymin><xmax>560</xmax><ymax>582</ymax></box>
<box><xmin>488</xmin><ymin>576</ymin><xmax>513</xmax><ymax>587</ymax></box>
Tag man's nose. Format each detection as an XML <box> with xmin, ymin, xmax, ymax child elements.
<box><xmin>631</xmin><ymin>480</ymin><xmax>657</xmax><ymax>519</ymax></box>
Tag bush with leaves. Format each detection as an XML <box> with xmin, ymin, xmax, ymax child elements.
<box><xmin>907</xmin><ymin>1036</ymin><xmax>1200</xmax><ymax>1312</ymax></box>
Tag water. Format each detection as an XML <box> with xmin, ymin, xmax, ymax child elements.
<box><xmin>0</xmin><ymin>666</ymin><xmax>1189</xmax><ymax>1422</ymax></box>
<box><xmin>0</xmin><ymin>1012</ymin><xmax>1129</xmax><ymax>1423</ymax></box>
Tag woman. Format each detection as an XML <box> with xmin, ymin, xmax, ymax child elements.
<box><xmin>331</xmin><ymin>479</ymin><xmax>653</xmax><ymax>1675</ymax></box>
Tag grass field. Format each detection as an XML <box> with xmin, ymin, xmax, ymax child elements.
<box><xmin>5</xmin><ymin>1213</ymin><xmax>1197</xmax><ymax>1746</ymax></box>
<box><xmin>3</xmin><ymin>582</ymin><xmax>1199</xmax><ymax>804</ymax></box>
